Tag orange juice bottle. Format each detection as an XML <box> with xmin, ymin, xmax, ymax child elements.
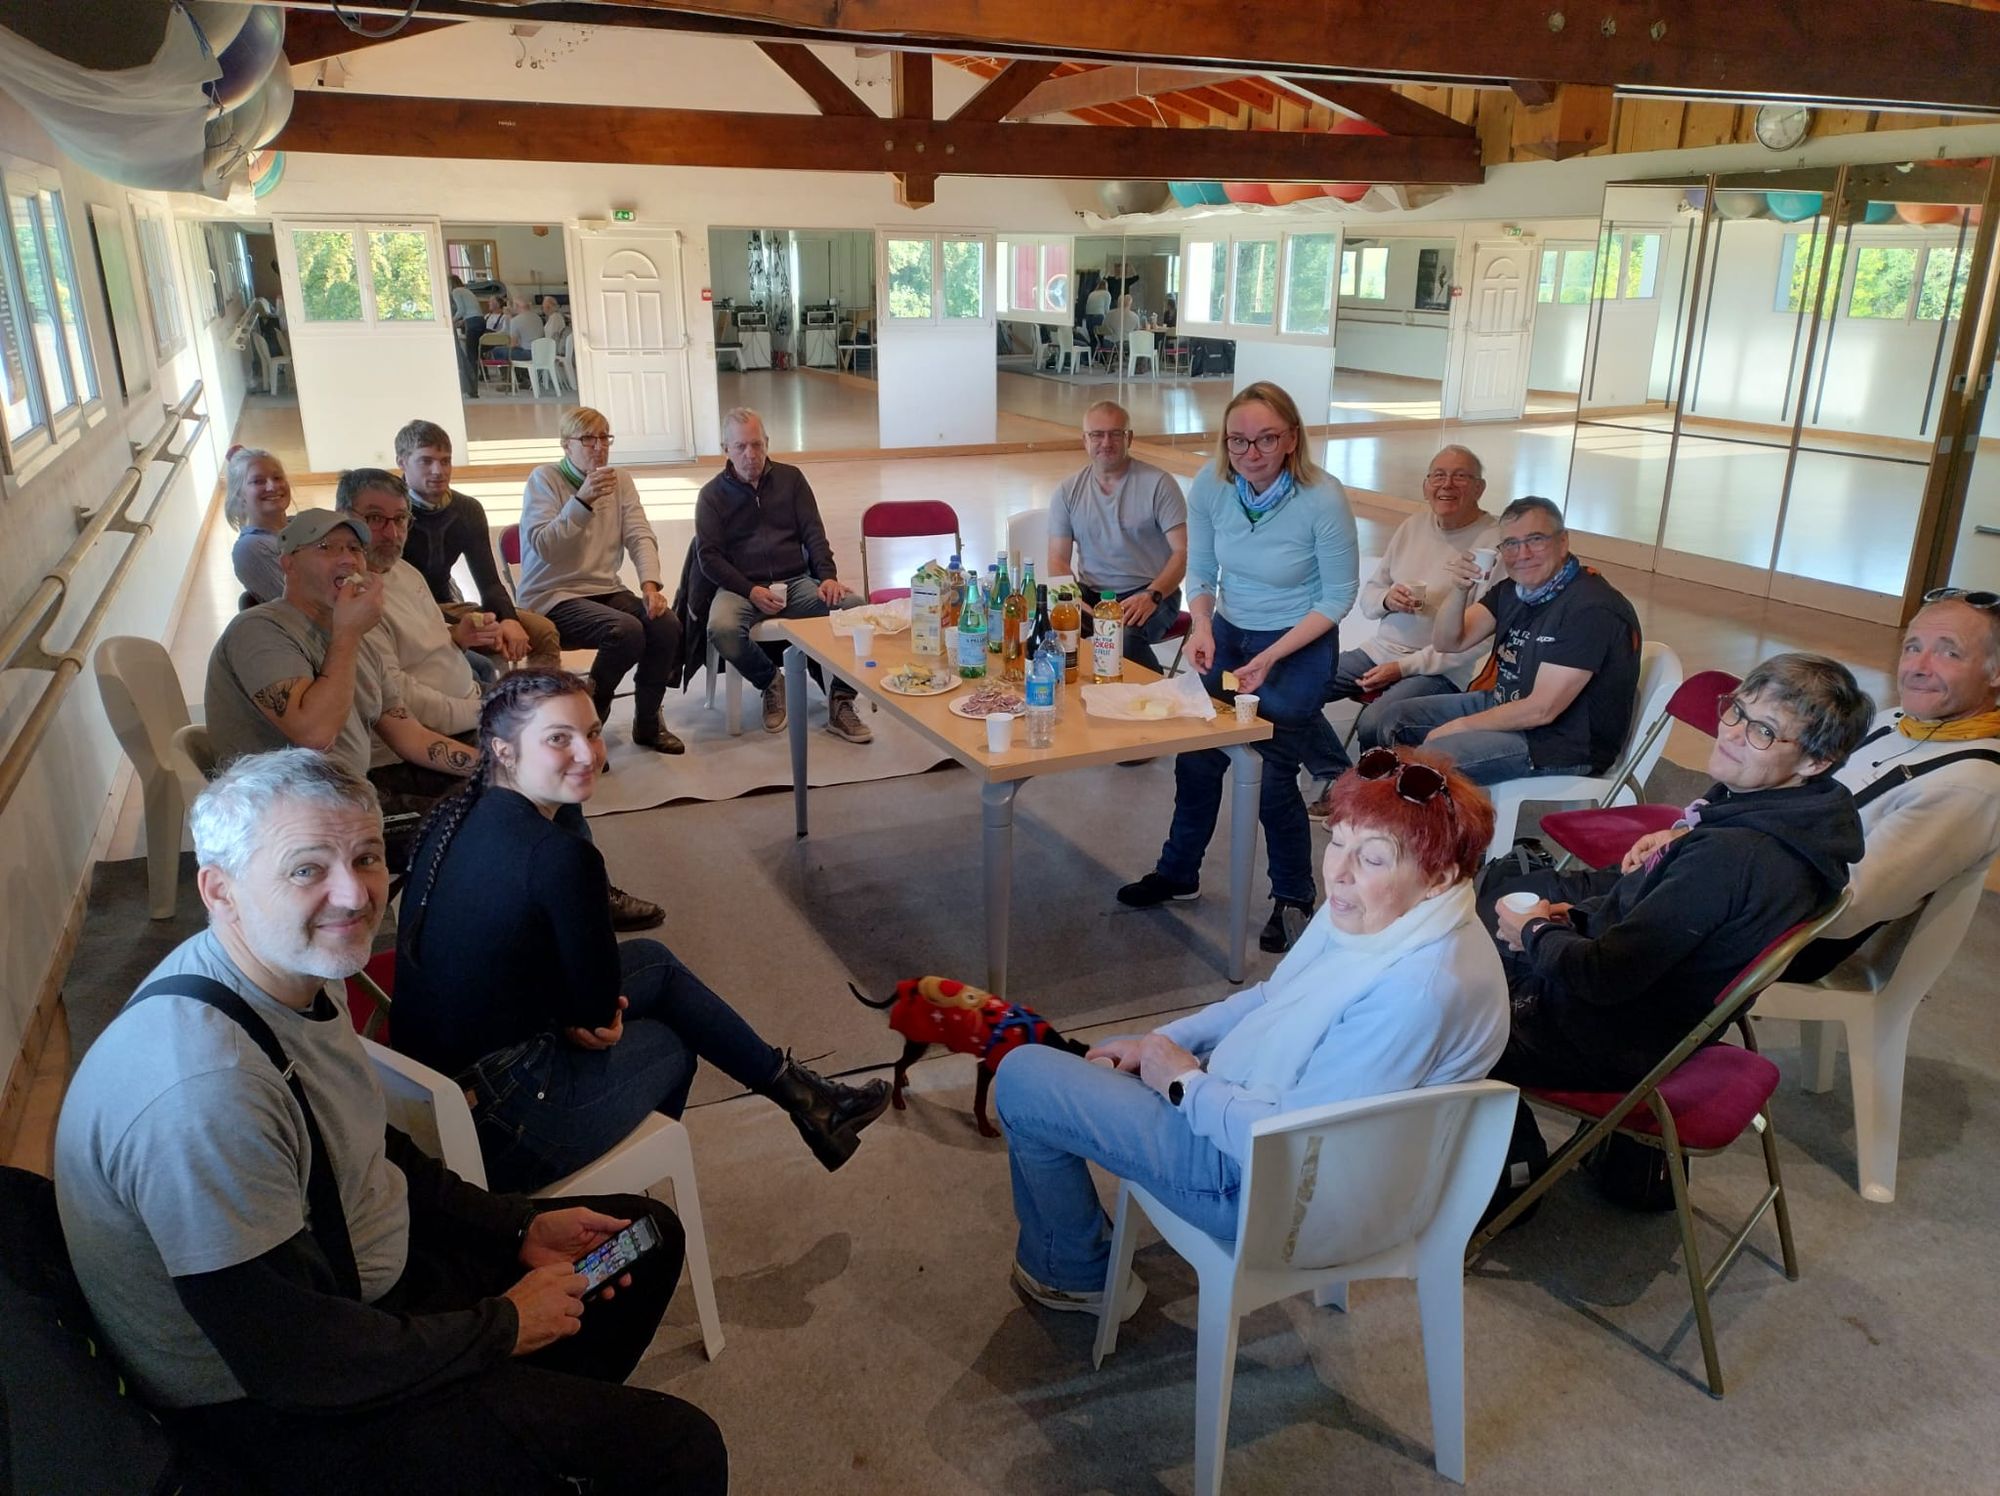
<box><xmin>1050</xmin><ymin>586</ymin><xmax>1081</xmax><ymax>684</ymax></box>
<box><xmin>1091</xmin><ymin>590</ymin><xmax>1124</xmax><ymax>683</ymax></box>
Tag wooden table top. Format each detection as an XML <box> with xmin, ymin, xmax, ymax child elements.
<box><xmin>776</xmin><ymin>616</ymin><xmax>1271</xmax><ymax>784</ymax></box>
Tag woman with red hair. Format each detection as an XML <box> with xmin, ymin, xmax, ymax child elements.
<box><xmin>994</xmin><ymin>748</ymin><xmax>1509</xmax><ymax>1318</ymax></box>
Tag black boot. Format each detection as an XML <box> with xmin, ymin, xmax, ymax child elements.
<box><xmin>762</xmin><ymin>1052</ymin><xmax>891</xmax><ymax>1171</ymax></box>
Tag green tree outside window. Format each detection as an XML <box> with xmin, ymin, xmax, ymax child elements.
<box><xmin>368</xmin><ymin>231</ymin><xmax>435</xmax><ymax>321</ymax></box>
<box><xmin>294</xmin><ymin>229</ymin><xmax>362</xmax><ymax>322</ymax></box>
<box><xmin>886</xmin><ymin>238</ymin><xmax>932</xmax><ymax>318</ymax></box>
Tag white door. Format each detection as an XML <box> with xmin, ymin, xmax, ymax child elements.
<box><xmin>570</xmin><ymin>226</ymin><xmax>693</xmax><ymax>463</ymax></box>
<box><xmin>1456</xmin><ymin>239</ymin><xmax>1536</xmax><ymax>422</ymax></box>
<box><xmin>1581</xmin><ymin>224</ymin><xmax>1671</xmax><ymax>413</ymax></box>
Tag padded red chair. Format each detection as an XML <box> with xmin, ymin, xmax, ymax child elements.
<box><xmin>499</xmin><ymin>523</ymin><xmax>522</xmax><ymax>588</ymax></box>
<box><xmin>1157</xmin><ymin>610</ymin><xmax>1193</xmax><ymax>675</ymax></box>
<box><xmin>858</xmin><ymin>501</ymin><xmax>962</xmax><ymax>603</ymax></box>
<box><xmin>345</xmin><ymin>955</ymin><xmax>397</xmax><ymax>1042</ymax></box>
<box><xmin>1468</xmin><ymin>890</ymin><xmax>1851</xmax><ymax>1397</ymax></box>
<box><xmin>1539</xmin><ymin>669</ymin><xmax>1743</xmax><ymax>869</ymax></box>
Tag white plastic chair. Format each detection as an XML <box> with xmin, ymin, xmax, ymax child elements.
<box><xmin>1055</xmin><ymin>324</ymin><xmax>1091</xmax><ymax>375</ymax></box>
<box><xmin>1754</xmin><ymin>860</ymin><xmax>1991</xmax><ymax>1203</ymax></box>
<box><xmin>1483</xmin><ymin>640</ymin><xmax>1682</xmax><ymax>861</ymax></box>
<box><xmin>527</xmin><ymin>336</ymin><xmax>562</xmax><ymax>398</ymax></box>
<box><xmin>360</xmin><ymin>1036</ymin><xmax>726</xmax><ymax>1360</ymax></box>
<box><xmin>94</xmin><ymin>637</ymin><xmax>202</xmax><ymax>920</ymax></box>
<box><xmin>1125</xmin><ymin>330</ymin><xmax>1159</xmax><ymax>379</ymax></box>
<box><xmin>556</xmin><ymin>332</ymin><xmax>577</xmax><ymax>393</ymax></box>
<box><xmin>1006</xmin><ymin>507</ymin><xmax>1054</xmax><ymax>580</ymax></box>
<box><xmin>704</xmin><ymin>618</ymin><xmax>789</xmax><ymax>736</ymax></box>
<box><xmin>1092</xmin><ymin>1081</ymin><xmax>1518</xmax><ymax>1493</ymax></box>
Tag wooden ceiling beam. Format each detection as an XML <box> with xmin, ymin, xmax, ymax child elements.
<box><xmin>562</xmin><ymin>0</ymin><xmax>2000</xmax><ymax>112</ymax></box>
<box><xmin>892</xmin><ymin>50</ymin><xmax>936</xmax><ymax>206</ymax></box>
<box><xmin>949</xmin><ymin>59</ymin><xmax>1061</xmax><ymax>122</ymax></box>
<box><xmin>281</xmin><ymin>13</ymin><xmax>460</xmax><ymax>66</ymax></box>
<box><xmin>1004</xmin><ymin>64</ymin><xmax>1254</xmax><ymax>118</ymax></box>
<box><xmin>754</xmin><ymin>41</ymin><xmax>875</xmax><ymax>116</ymax></box>
<box><xmin>1211</xmin><ymin>78</ymin><xmax>1279</xmax><ymax>115</ymax></box>
<box><xmin>1269</xmin><ymin>78</ymin><xmax>1474</xmax><ymax>138</ymax></box>
<box><xmin>272</xmin><ymin>90</ymin><xmax>1485</xmax><ymax>182</ymax></box>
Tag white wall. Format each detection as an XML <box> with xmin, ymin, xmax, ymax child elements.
<box><xmin>1334</xmin><ymin>236</ymin><xmax>1454</xmax><ymax>380</ymax></box>
<box><xmin>0</xmin><ymin>98</ymin><xmax>243</xmax><ymax>1089</ymax></box>
<box><xmin>706</xmin><ymin>228</ymin><xmax>753</xmax><ymax>306</ymax></box>
<box><xmin>1233</xmin><ymin>340</ymin><xmax>1336</xmax><ymax>409</ymax></box>
<box><xmin>878</xmin><ymin>321</ymin><xmax>997</xmax><ymax>447</ymax></box>
<box><xmin>444</xmin><ymin>222</ymin><xmax>571</xmax><ymax>298</ymax></box>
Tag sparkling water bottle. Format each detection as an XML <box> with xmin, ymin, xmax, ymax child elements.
<box><xmin>1025</xmin><ymin>650</ymin><xmax>1056</xmax><ymax>748</ymax></box>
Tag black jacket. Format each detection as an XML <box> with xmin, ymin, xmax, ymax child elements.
<box><xmin>693</xmin><ymin>461</ymin><xmax>838</xmax><ymax>598</ymax></box>
<box><xmin>402</xmin><ymin>489</ymin><xmax>519</xmax><ymax>622</ymax></box>
<box><xmin>1513</xmin><ymin>772</ymin><xmax>1864</xmax><ymax>1087</ymax></box>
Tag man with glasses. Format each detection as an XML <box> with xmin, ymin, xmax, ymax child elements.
<box><xmin>1302</xmin><ymin>444</ymin><xmax>1503</xmax><ymax>811</ymax></box>
<box><xmin>1047</xmin><ymin>400</ymin><xmax>1188</xmax><ymax>666</ymax></box>
<box><xmin>519</xmin><ymin>407</ymin><xmax>685</xmax><ymax>755</ymax></box>
<box><xmin>694</xmin><ymin>406</ymin><xmax>872</xmax><ymax>742</ymax></box>
<box><xmin>1365</xmin><ymin>495</ymin><xmax>1641</xmax><ymax>788</ymax></box>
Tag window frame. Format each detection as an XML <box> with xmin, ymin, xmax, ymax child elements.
<box><xmin>1336</xmin><ymin>244</ymin><xmax>1390</xmax><ymax>306</ymax></box>
<box><xmin>995</xmin><ymin>234</ymin><xmax>1072</xmax><ymax>325</ymax></box>
<box><xmin>0</xmin><ymin>158</ymin><xmax>107</xmax><ymax>479</ymax></box>
<box><xmin>445</xmin><ymin>237</ymin><xmax>500</xmax><ymax>286</ymax></box>
<box><xmin>1180</xmin><ymin>229</ymin><xmax>1341</xmax><ymax>343</ymax></box>
<box><xmin>879</xmin><ymin>230</ymin><xmax>993</xmax><ymax>329</ymax></box>
<box><xmin>129</xmin><ymin>198</ymin><xmax>186</xmax><ymax>362</ymax></box>
<box><xmin>277</xmin><ymin>218</ymin><xmax>448</xmax><ymax>334</ymax></box>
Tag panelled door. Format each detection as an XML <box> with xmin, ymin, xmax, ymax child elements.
<box><xmin>569</xmin><ymin>226</ymin><xmax>693</xmax><ymax>462</ymax></box>
<box><xmin>1456</xmin><ymin>238</ymin><xmax>1536</xmax><ymax>422</ymax></box>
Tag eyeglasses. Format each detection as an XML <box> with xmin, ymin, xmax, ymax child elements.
<box><xmin>1426</xmin><ymin>469</ymin><xmax>1481</xmax><ymax>486</ymax></box>
<box><xmin>1224</xmin><ymin>431</ymin><xmax>1290</xmax><ymax>455</ymax></box>
<box><xmin>1354</xmin><ymin>747</ymin><xmax>1457</xmax><ymax>817</ymax></box>
<box><xmin>1497</xmin><ymin>530</ymin><xmax>1563</xmax><ymax>557</ymax></box>
<box><xmin>356</xmin><ymin>511</ymin><xmax>410</xmax><ymax>531</ymax></box>
<box><xmin>567</xmin><ymin>433</ymin><xmax>614</xmax><ymax>447</ymax></box>
<box><xmin>1717</xmin><ymin>695</ymin><xmax>1797</xmax><ymax>751</ymax></box>
<box><xmin>1923</xmin><ymin>586</ymin><xmax>2000</xmax><ymax>610</ymax></box>
<box><xmin>1084</xmin><ymin>428</ymin><xmax>1132</xmax><ymax>443</ymax></box>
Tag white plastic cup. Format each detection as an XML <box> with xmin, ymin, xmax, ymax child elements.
<box><xmin>1233</xmin><ymin>693</ymin><xmax>1260</xmax><ymax>724</ymax></box>
<box><xmin>985</xmin><ymin>711</ymin><xmax>1016</xmax><ymax>753</ymax></box>
<box><xmin>1499</xmin><ymin>891</ymin><xmax>1542</xmax><ymax>915</ymax></box>
<box><xmin>1471</xmin><ymin>547</ymin><xmax>1499</xmax><ymax>578</ymax></box>
<box><xmin>1407</xmin><ymin>580</ymin><xmax>1430</xmax><ymax>610</ymax></box>
<box><xmin>851</xmin><ymin>622</ymin><xmax>876</xmax><ymax>659</ymax></box>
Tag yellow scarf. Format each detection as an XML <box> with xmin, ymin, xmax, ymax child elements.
<box><xmin>1899</xmin><ymin>707</ymin><xmax>2000</xmax><ymax>742</ymax></box>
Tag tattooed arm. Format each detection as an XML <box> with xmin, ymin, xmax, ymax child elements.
<box><xmin>375</xmin><ymin>706</ymin><xmax>479</xmax><ymax>777</ymax></box>
<box><xmin>246</xmin><ymin>628</ymin><xmax>366</xmax><ymax>751</ymax></box>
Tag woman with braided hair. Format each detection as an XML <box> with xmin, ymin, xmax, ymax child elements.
<box><xmin>392</xmin><ymin>668</ymin><xmax>890</xmax><ymax>1192</ymax></box>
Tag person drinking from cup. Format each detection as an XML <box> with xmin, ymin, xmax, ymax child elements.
<box><xmin>1300</xmin><ymin>444</ymin><xmax>1503</xmax><ymax>812</ymax></box>
<box><xmin>1116</xmin><ymin>381</ymin><xmax>1359</xmax><ymax>954</ymax></box>
<box><xmin>997</xmin><ymin>747</ymin><xmax>1506</xmax><ymax>1318</ymax></box>
<box><xmin>1364</xmin><ymin>496</ymin><xmax>1641</xmax><ymax>788</ymax></box>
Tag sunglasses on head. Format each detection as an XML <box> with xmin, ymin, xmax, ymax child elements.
<box><xmin>1354</xmin><ymin>747</ymin><xmax>1457</xmax><ymax>817</ymax></box>
<box><xmin>1923</xmin><ymin>586</ymin><xmax>2000</xmax><ymax>611</ymax></box>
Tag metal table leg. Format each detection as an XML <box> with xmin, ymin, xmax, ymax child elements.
<box><xmin>981</xmin><ymin>779</ymin><xmax>1020</xmax><ymax>997</ymax></box>
<box><xmin>1224</xmin><ymin>743</ymin><xmax>1264</xmax><ymax>983</ymax></box>
<box><xmin>787</xmin><ymin>644</ymin><xmax>810</xmax><ymax>837</ymax></box>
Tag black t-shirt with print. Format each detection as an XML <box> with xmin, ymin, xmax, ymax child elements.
<box><xmin>1480</xmin><ymin>568</ymin><xmax>1642</xmax><ymax>772</ymax></box>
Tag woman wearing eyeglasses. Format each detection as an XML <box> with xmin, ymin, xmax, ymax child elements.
<box><xmin>1118</xmin><ymin>381</ymin><xmax>1360</xmax><ymax>954</ymax></box>
<box><xmin>1483</xmin><ymin>653</ymin><xmax>1871</xmax><ymax>1115</ymax></box>
<box><xmin>997</xmin><ymin>747</ymin><xmax>1507</xmax><ymax>1317</ymax></box>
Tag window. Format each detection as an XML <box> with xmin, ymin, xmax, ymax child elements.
<box><xmin>1592</xmin><ymin>231</ymin><xmax>1661</xmax><ymax>301</ymax></box>
<box><xmin>883</xmin><ymin>233</ymin><xmax>990</xmax><ymax>325</ymax></box>
<box><xmin>1</xmin><ymin>171</ymin><xmax>102</xmax><ymax>465</ymax></box>
<box><xmin>1230</xmin><ymin>239</ymin><xmax>1278</xmax><ymax>326</ymax></box>
<box><xmin>1042</xmin><ymin>240</ymin><xmax>1070</xmax><ymax>314</ymax></box>
<box><xmin>286</xmin><ymin>222</ymin><xmax>442</xmax><ymax>329</ymax></box>
<box><xmin>131</xmin><ymin>203</ymin><xmax>185</xmax><ymax>359</ymax></box>
<box><xmin>1622</xmin><ymin>233</ymin><xmax>1661</xmax><ymax>298</ymax></box>
<box><xmin>1339</xmin><ymin>245</ymin><xmax>1388</xmax><ymax>302</ymax></box>
<box><xmin>996</xmin><ymin>235</ymin><xmax>1071</xmax><ymax>321</ymax></box>
<box><xmin>1537</xmin><ymin>249</ymin><xmax>1558</xmax><ymax>303</ymax></box>
<box><xmin>445</xmin><ymin>238</ymin><xmax>498</xmax><ymax>284</ymax></box>
<box><xmin>1280</xmin><ymin>233</ymin><xmax>1337</xmax><ymax>336</ymax></box>
<box><xmin>1556</xmin><ymin>248</ymin><xmax>1596</xmax><ymax>304</ymax></box>
<box><xmin>1182</xmin><ymin>239</ymin><xmax>1228</xmax><ymax>324</ymax></box>
<box><xmin>1918</xmin><ymin>244</ymin><xmax>1972</xmax><ymax>322</ymax></box>
<box><xmin>183</xmin><ymin>219</ymin><xmax>222</xmax><ymax>322</ymax></box>
<box><xmin>1847</xmin><ymin>245</ymin><xmax>1918</xmax><ymax>320</ymax></box>
<box><xmin>1776</xmin><ymin>231</ymin><xmax>1846</xmax><ymax>315</ymax></box>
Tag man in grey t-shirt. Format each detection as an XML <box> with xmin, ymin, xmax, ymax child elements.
<box><xmin>1047</xmin><ymin>399</ymin><xmax>1189</xmax><ymax>665</ymax></box>
<box><xmin>53</xmin><ymin>749</ymin><xmax>723</xmax><ymax>1492</ymax></box>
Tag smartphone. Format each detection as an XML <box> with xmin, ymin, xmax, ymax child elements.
<box><xmin>573</xmin><ymin>1216</ymin><xmax>663</xmax><ymax>1295</ymax></box>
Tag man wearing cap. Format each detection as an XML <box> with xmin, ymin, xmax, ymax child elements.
<box><xmin>204</xmin><ymin>510</ymin><xmax>479</xmax><ymax>839</ymax></box>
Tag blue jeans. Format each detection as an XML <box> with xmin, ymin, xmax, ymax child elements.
<box><xmin>461</xmin><ymin>939</ymin><xmax>784</xmax><ymax>1193</ymax></box>
<box><xmin>707</xmin><ymin>576</ymin><xmax>856</xmax><ymax>698</ymax></box>
<box><xmin>1155</xmin><ymin>614</ymin><xmax>1336</xmax><ymax>905</ymax></box>
<box><xmin>1300</xmin><ymin>648</ymin><xmax>1460</xmax><ymax>781</ymax></box>
<box><xmin>1367</xmin><ymin>688</ymin><xmax>1593</xmax><ymax>786</ymax></box>
<box><xmin>994</xmin><ymin>1045</ymin><xmax>1241</xmax><ymax>1292</ymax></box>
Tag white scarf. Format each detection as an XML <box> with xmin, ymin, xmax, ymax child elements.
<box><xmin>1205</xmin><ymin>881</ymin><xmax>1477</xmax><ymax>1102</ymax></box>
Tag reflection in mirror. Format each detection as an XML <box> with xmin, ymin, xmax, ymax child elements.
<box><xmin>444</xmin><ymin>220</ymin><xmax>575</xmax><ymax>463</ymax></box>
<box><xmin>1327</xmin><ymin>234</ymin><xmax>1451</xmax><ymax>427</ymax></box>
<box><xmin>708</xmin><ymin>226</ymin><xmax>876</xmax><ymax>453</ymax></box>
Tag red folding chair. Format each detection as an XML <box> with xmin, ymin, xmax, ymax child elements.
<box><xmin>859</xmin><ymin>501</ymin><xmax>963</xmax><ymax>602</ymax></box>
<box><xmin>1157</xmin><ymin>610</ymin><xmax>1193</xmax><ymax>675</ymax></box>
<box><xmin>1539</xmin><ymin>669</ymin><xmax>1743</xmax><ymax>869</ymax></box>
<box><xmin>499</xmin><ymin>523</ymin><xmax>522</xmax><ymax>591</ymax></box>
<box><xmin>1469</xmin><ymin>891</ymin><xmax>1851</xmax><ymax>1397</ymax></box>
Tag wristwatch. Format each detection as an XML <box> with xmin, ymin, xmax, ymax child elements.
<box><xmin>1167</xmin><ymin>1068</ymin><xmax>1202</xmax><ymax>1107</ymax></box>
<box><xmin>1148</xmin><ymin>588</ymin><xmax>1165</xmax><ymax>606</ymax></box>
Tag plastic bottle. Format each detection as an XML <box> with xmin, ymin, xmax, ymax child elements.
<box><xmin>1091</xmin><ymin>589</ymin><xmax>1125</xmax><ymax>683</ymax></box>
<box><xmin>1034</xmin><ymin>624</ymin><xmax>1066</xmax><ymax>723</ymax></box>
<box><xmin>1051</xmin><ymin>585</ymin><xmax>1081</xmax><ymax>684</ymax></box>
<box><xmin>1025</xmin><ymin>649</ymin><xmax>1056</xmax><ymax>747</ymax></box>
<box><xmin>956</xmin><ymin>573</ymin><xmax>988</xmax><ymax>678</ymax></box>
<box><xmin>910</xmin><ymin>566</ymin><xmax>942</xmax><ymax>657</ymax></box>
<box><xmin>942</xmin><ymin>554</ymin><xmax>964</xmax><ymax>627</ymax></box>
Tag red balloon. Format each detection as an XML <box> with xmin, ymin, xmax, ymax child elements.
<box><xmin>1267</xmin><ymin>183</ymin><xmax>1326</xmax><ymax>204</ymax></box>
<box><xmin>1325</xmin><ymin>113</ymin><xmax>1387</xmax><ymax>203</ymax></box>
<box><xmin>1223</xmin><ymin>181</ymin><xmax>1277</xmax><ymax>205</ymax></box>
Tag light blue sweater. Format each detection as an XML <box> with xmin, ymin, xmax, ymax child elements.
<box><xmin>1184</xmin><ymin>467</ymin><xmax>1359</xmax><ymax>631</ymax></box>
<box><xmin>1156</xmin><ymin>915</ymin><xmax>1509</xmax><ymax>1163</ymax></box>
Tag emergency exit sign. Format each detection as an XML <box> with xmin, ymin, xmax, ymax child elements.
<box><xmin>611</xmin><ymin>208</ymin><xmax>636</xmax><ymax>222</ymax></box>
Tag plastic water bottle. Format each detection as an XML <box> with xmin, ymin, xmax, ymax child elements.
<box><xmin>1034</xmin><ymin>630</ymin><xmax>1066</xmax><ymax>721</ymax></box>
<box><xmin>1025</xmin><ymin>651</ymin><xmax>1056</xmax><ymax>748</ymax></box>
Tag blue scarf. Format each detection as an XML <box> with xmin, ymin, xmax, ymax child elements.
<box><xmin>1233</xmin><ymin>468</ymin><xmax>1296</xmax><ymax>525</ymax></box>
<box><xmin>1517</xmin><ymin>555</ymin><xmax>1580</xmax><ymax>607</ymax></box>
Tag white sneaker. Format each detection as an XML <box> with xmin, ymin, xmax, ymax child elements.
<box><xmin>1011</xmin><ymin>1261</ymin><xmax>1146</xmax><ymax>1321</ymax></box>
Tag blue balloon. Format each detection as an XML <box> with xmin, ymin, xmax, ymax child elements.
<box><xmin>209</xmin><ymin>5</ymin><xmax>285</xmax><ymax>112</ymax></box>
<box><xmin>1683</xmin><ymin>188</ymin><xmax>1708</xmax><ymax>212</ymax></box>
<box><xmin>1168</xmin><ymin>182</ymin><xmax>1204</xmax><ymax>208</ymax></box>
<box><xmin>1766</xmin><ymin>191</ymin><xmax>1823</xmax><ymax>222</ymax></box>
<box><xmin>1862</xmin><ymin>201</ymin><xmax>1897</xmax><ymax>224</ymax></box>
<box><xmin>252</xmin><ymin>152</ymin><xmax>285</xmax><ymax>199</ymax></box>
<box><xmin>1196</xmin><ymin>182</ymin><xmax>1230</xmax><ymax>205</ymax></box>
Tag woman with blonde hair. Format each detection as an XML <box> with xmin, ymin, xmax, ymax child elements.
<box><xmin>223</xmin><ymin>446</ymin><xmax>292</xmax><ymax>604</ymax></box>
<box><xmin>1118</xmin><ymin>380</ymin><xmax>1360</xmax><ymax>952</ymax></box>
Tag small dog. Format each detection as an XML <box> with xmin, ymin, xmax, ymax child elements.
<box><xmin>849</xmin><ymin>976</ymin><xmax>1087</xmax><ymax>1137</ymax></box>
